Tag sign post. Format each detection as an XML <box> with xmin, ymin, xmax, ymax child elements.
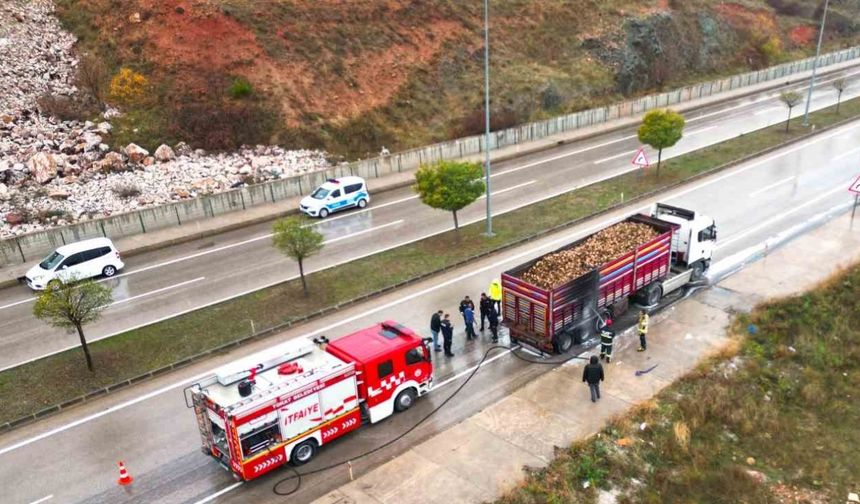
<box><xmin>849</xmin><ymin>175</ymin><xmax>860</xmax><ymax>222</ymax></box>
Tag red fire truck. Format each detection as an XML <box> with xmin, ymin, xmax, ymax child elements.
<box><xmin>185</xmin><ymin>321</ymin><xmax>433</xmax><ymax>480</ymax></box>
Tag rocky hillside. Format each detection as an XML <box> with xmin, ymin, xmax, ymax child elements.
<box><xmin>53</xmin><ymin>0</ymin><xmax>860</xmax><ymax>158</ymax></box>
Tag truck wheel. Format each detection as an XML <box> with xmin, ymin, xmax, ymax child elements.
<box><xmin>644</xmin><ymin>283</ymin><xmax>663</xmax><ymax>306</ymax></box>
<box><xmin>290</xmin><ymin>439</ymin><xmax>318</xmax><ymax>466</ymax></box>
<box><xmin>553</xmin><ymin>332</ymin><xmax>573</xmax><ymax>353</ymax></box>
<box><xmin>394</xmin><ymin>388</ymin><xmax>417</xmax><ymax>412</ymax></box>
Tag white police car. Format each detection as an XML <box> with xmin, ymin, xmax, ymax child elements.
<box><xmin>299</xmin><ymin>176</ymin><xmax>370</xmax><ymax>218</ymax></box>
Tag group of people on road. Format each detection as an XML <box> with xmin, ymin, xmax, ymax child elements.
<box><xmin>429</xmin><ymin>281</ymin><xmax>503</xmax><ymax>358</ymax></box>
<box><xmin>585</xmin><ymin>309</ymin><xmax>650</xmax><ymax>402</ymax></box>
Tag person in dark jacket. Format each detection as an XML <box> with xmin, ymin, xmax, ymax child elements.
<box><xmin>582</xmin><ymin>355</ymin><xmax>605</xmax><ymax>402</ymax></box>
<box><xmin>440</xmin><ymin>313</ymin><xmax>455</xmax><ymax>357</ymax></box>
<box><xmin>430</xmin><ymin>310</ymin><xmax>443</xmax><ymax>352</ymax></box>
<box><xmin>459</xmin><ymin>295</ymin><xmax>475</xmax><ymax>324</ymax></box>
<box><xmin>479</xmin><ymin>293</ymin><xmax>494</xmax><ymax>331</ymax></box>
<box><xmin>487</xmin><ymin>307</ymin><xmax>499</xmax><ymax>343</ymax></box>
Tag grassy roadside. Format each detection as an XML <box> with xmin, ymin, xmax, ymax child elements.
<box><xmin>497</xmin><ymin>263</ymin><xmax>860</xmax><ymax>504</ymax></box>
<box><xmin>2</xmin><ymin>98</ymin><xmax>860</xmax><ymax>426</ymax></box>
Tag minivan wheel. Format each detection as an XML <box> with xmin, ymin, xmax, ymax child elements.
<box><xmin>102</xmin><ymin>265</ymin><xmax>117</xmax><ymax>277</ymax></box>
<box><xmin>357</xmin><ymin>198</ymin><xmax>367</xmax><ymax>209</ymax></box>
<box><xmin>319</xmin><ymin>208</ymin><xmax>329</xmax><ymax>218</ymax></box>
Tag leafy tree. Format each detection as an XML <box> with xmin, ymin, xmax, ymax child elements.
<box><xmin>637</xmin><ymin>109</ymin><xmax>685</xmax><ymax>176</ymax></box>
<box><xmin>832</xmin><ymin>77</ymin><xmax>847</xmax><ymax>114</ymax></box>
<box><xmin>778</xmin><ymin>90</ymin><xmax>803</xmax><ymax>132</ymax></box>
<box><xmin>109</xmin><ymin>67</ymin><xmax>149</xmax><ymax>106</ymax></box>
<box><xmin>413</xmin><ymin>160</ymin><xmax>485</xmax><ymax>238</ymax></box>
<box><xmin>33</xmin><ymin>278</ymin><xmax>112</xmax><ymax>372</ymax></box>
<box><xmin>272</xmin><ymin>217</ymin><xmax>325</xmax><ymax>296</ymax></box>
<box><xmin>77</xmin><ymin>53</ymin><xmax>108</xmax><ymax>111</ymax></box>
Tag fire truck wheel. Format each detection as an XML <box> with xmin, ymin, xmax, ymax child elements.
<box><xmin>394</xmin><ymin>388</ymin><xmax>417</xmax><ymax>412</ymax></box>
<box><xmin>290</xmin><ymin>439</ymin><xmax>318</xmax><ymax>465</ymax></box>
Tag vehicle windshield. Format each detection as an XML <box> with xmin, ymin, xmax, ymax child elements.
<box><xmin>39</xmin><ymin>251</ymin><xmax>64</xmax><ymax>270</ymax></box>
<box><xmin>311</xmin><ymin>187</ymin><xmax>330</xmax><ymax>200</ymax></box>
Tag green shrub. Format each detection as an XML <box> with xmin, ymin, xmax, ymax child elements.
<box><xmin>229</xmin><ymin>78</ymin><xmax>253</xmax><ymax>99</ymax></box>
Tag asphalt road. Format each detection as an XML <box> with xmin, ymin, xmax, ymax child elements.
<box><xmin>2</xmin><ymin>69</ymin><xmax>860</xmax><ymax>371</ymax></box>
<box><xmin>1</xmin><ymin>113</ymin><xmax>859</xmax><ymax>503</ymax></box>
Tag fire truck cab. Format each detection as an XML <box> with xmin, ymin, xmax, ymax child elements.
<box><xmin>186</xmin><ymin>321</ymin><xmax>432</xmax><ymax>481</ymax></box>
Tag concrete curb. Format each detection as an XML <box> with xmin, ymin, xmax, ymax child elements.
<box><xmin>2</xmin><ymin>60</ymin><xmax>856</xmax><ymax>291</ymax></box>
<box><xmin>3</xmin><ymin>113</ymin><xmax>858</xmax><ymax>434</ymax></box>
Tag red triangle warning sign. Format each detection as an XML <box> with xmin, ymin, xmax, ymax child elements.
<box><xmin>631</xmin><ymin>147</ymin><xmax>650</xmax><ymax>167</ymax></box>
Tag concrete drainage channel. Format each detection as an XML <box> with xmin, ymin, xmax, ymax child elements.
<box><xmin>3</xmin><ymin>114</ymin><xmax>859</xmax><ymax>433</ymax></box>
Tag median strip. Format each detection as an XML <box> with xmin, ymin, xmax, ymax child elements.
<box><xmin>2</xmin><ymin>97</ymin><xmax>860</xmax><ymax>430</ymax></box>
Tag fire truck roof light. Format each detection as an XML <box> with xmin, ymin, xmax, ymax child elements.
<box><xmin>214</xmin><ymin>338</ymin><xmax>315</xmax><ymax>386</ymax></box>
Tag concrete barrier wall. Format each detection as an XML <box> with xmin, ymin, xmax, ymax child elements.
<box><xmin>3</xmin><ymin>46</ymin><xmax>859</xmax><ymax>267</ymax></box>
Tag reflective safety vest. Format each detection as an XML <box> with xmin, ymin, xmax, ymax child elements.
<box><xmin>489</xmin><ymin>281</ymin><xmax>502</xmax><ymax>302</ymax></box>
<box><xmin>638</xmin><ymin>314</ymin><xmax>649</xmax><ymax>334</ymax></box>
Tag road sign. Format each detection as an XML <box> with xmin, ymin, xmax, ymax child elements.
<box><xmin>632</xmin><ymin>147</ymin><xmax>650</xmax><ymax>167</ymax></box>
<box><xmin>849</xmin><ymin>174</ymin><xmax>860</xmax><ymax>194</ymax></box>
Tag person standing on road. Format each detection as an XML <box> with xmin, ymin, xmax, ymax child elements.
<box><xmin>582</xmin><ymin>355</ymin><xmax>605</xmax><ymax>402</ymax></box>
<box><xmin>463</xmin><ymin>304</ymin><xmax>477</xmax><ymax>340</ymax></box>
<box><xmin>441</xmin><ymin>313</ymin><xmax>454</xmax><ymax>357</ymax></box>
<box><xmin>479</xmin><ymin>293</ymin><xmax>493</xmax><ymax>331</ymax></box>
<box><xmin>637</xmin><ymin>310</ymin><xmax>649</xmax><ymax>352</ymax></box>
<box><xmin>459</xmin><ymin>295</ymin><xmax>475</xmax><ymax>325</ymax></box>
<box><xmin>599</xmin><ymin>318</ymin><xmax>615</xmax><ymax>363</ymax></box>
<box><xmin>487</xmin><ymin>306</ymin><xmax>499</xmax><ymax>343</ymax></box>
<box><xmin>489</xmin><ymin>280</ymin><xmax>502</xmax><ymax>314</ymax></box>
<box><xmin>430</xmin><ymin>310</ymin><xmax>443</xmax><ymax>352</ymax></box>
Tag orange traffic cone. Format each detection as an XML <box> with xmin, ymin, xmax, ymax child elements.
<box><xmin>117</xmin><ymin>461</ymin><xmax>134</xmax><ymax>486</ymax></box>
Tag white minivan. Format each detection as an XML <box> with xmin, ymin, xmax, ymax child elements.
<box><xmin>26</xmin><ymin>237</ymin><xmax>125</xmax><ymax>290</ymax></box>
<box><xmin>299</xmin><ymin>176</ymin><xmax>370</xmax><ymax>218</ymax></box>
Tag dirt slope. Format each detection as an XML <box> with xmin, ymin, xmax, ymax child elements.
<box><xmin>54</xmin><ymin>0</ymin><xmax>860</xmax><ymax>158</ymax></box>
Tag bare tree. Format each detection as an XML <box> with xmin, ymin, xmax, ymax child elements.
<box><xmin>831</xmin><ymin>77</ymin><xmax>847</xmax><ymax>114</ymax></box>
<box><xmin>33</xmin><ymin>278</ymin><xmax>112</xmax><ymax>371</ymax></box>
<box><xmin>77</xmin><ymin>53</ymin><xmax>109</xmax><ymax>111</ymax></box>
<box><xmin>778</xmin><ymin>91</ymin><xmax>803</xmax><ymax>133</ymax></box>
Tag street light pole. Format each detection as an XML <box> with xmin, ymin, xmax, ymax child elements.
<box><xmin>483</xmin><ymin>0</ymin><xmax>494</xmax><ymax>236</ymax></box>
<box><xmin>802</xmin><ymin>0</ymin><xmax>829</xmax><ymax>126</ymax></box>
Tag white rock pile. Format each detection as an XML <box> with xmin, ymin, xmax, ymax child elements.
<box><xmin>0</xmin><ymin>1</ymin><xmax>334</xmax><ymax>239</ymax></box>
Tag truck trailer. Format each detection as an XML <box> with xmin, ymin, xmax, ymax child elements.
<box><xmin>185</xmin><ymin>321</ymin><xmax>433</xmax><ymax>481</ymax></box>
<box><xmin>501</xmin><ymin>204</ymin><xmax>716</xmax><ymax>354</ymax></box>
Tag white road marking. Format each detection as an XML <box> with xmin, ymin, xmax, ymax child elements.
<box><xmin>754</xmin><ymin>106</ymin><xmax>784</xmax><ymax>116</ymax></box>
<box><xmin>685</xmin><ymin>125</ymin><xmax>717</xmax><ymax>136</ymax></box>
<box><xmin>1</xmin><ymin>118</ymin><xmax>858</xmax><ymax>460</ymax></box>
<box><xmin>431</xmin><ymin>347</ymin><xmax>515</xmax><ymax>391</ymax></box>
<box><xmin>191</xmin><ymin>482</ymin><xmax>243</xmax><ymax>504</ymax></box>
<box><xmin>748</xmin><ymin>176</ymin><xmax>795</xmax><ymax>197</ymax></box>
<box><xmin>491</xmin><ymin>134</ymin><xmax>640</xmax><ymax>178</ymax></box>
<box><xmin>0</xmin><ymin>296</ymin><xmax>35</xmax><ymax>311</ymax></box>
<box><xmin>28</xmin><ymin>496</ymin><xmax>53</xmax><ymax>504</ymax></box>
<box><xmin>594</xmin><ymin>150</ymin><xmax>636</xmax><ymax>165</ymax></box>
<box><xmin>718</xmin><ymin>182</ymin><xmax>852</xmax><ymax>249</ymax></box>
<box><xmin>833</xmin><ymin>145</ymin><xmax>860</xmax><ymax>160</ymax></box>
<box><xmin>109</xmin><ymin>277</ymin><xmax>205</xmax><ymax>307</ymax></box>
<box><xmin>480</xmin><ymin>180</ymin><xmax>536</xmax><ymax>199</ymax></box>
<box><xmin>323</xmin><ymin>220</ymin><xmax>404</xmax><ymax>245</ymax></box>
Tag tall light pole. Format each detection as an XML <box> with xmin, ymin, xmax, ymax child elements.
<box><xmin>483</xmin><ymin>0</ymin><xmax>494</xmax><ymax>236</ymax></box>
<box><xmin>802</xmin><ymin>0</ymin><xmax>829</xmax><ymax>126</ymax></box>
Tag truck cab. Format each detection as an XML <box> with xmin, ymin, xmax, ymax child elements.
<box><xmin>651</xmin><ymin>203</ymin><xmax>717</xmax><ymax>277</ymax></box>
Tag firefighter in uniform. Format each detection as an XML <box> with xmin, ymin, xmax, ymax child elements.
<box><xmin>637</xmin><ymin>310</ymin><xmax>649</xmax><ymax>352</ymax></box>
<box><xmin>599</xmin><ymin>318</ymin><xmax>615</xmax><ymax>363</ymax></box>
